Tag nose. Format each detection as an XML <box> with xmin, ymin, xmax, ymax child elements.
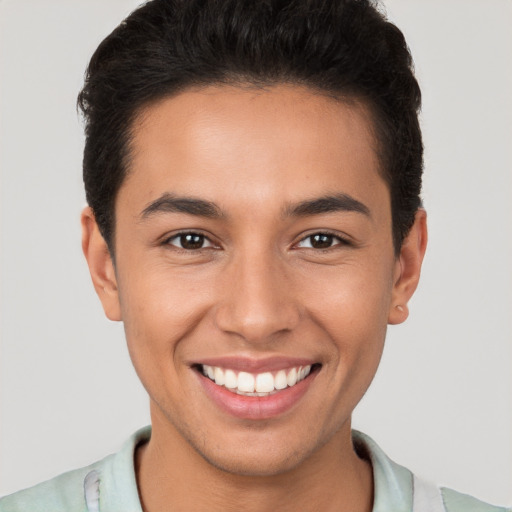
<box><xmin>214</xmin><ymin>249</ymin><xmax>301</xmax><ymax>344</ymax></box>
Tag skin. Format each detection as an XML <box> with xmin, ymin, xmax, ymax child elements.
<box><xmin>82</xmin><ymin>85</ymin><xmax>427</xmax><ymax>512</ymax></box>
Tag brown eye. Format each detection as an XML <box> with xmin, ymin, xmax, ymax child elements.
<box><xmin>180</xmin><ymin>234</ymin><xmax>204</xmax><ymax>249</ymax></box>
<box><xmin>309</xmin><ymin>234</ymin><xmax>334</xmax><ymax>249</ymax></box>
<box><xmin>167</xmin><ymin>232</ymin><xmax>214</xmax><ymax>250</ymax></box>
<box><xmin>297</xmin><ymin>233</ymin><xmax>347</xmax><ymax>250</ymax></box>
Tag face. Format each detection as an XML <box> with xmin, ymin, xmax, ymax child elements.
<box><xmin>83</xmin><ymin>84</ymin><xmax>425</xmax><ymax>476</ymax></box>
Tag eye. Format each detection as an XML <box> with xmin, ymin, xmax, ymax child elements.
<box><xmin>166</xmin><ymin>232</ymin><xmax>215</xmax><ymax>250</ymax></box>
<box><xmin>296</xmin><ymin>232</ymin><xmax>347</xmax><ymax>249</ymax></box>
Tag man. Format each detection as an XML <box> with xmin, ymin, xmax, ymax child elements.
<box><xmin>0</xmin><ymin>1</ymin><xmax>509</xmax><ymax>511</ymax></box>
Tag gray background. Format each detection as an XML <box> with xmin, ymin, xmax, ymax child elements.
<box><xmin>1</xmin><ymin>0</ymin><xmax>511</xmax><ymax>504</ymax></box>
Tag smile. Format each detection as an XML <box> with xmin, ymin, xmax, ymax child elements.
<box><xmin>200</xmin><ymin>364</ymin><xmax>313</xmax><ymax>396</ymax></box>
<box><xmin>194</xmin><ymin>359</ymin><xmax>321</xmax><ymax>419</ymax></box>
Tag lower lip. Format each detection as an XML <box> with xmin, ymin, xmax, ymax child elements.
<box><xmin>197</xmin><ymin>370</ymin><xmax>318</xmax><ymax>420</ymax></box>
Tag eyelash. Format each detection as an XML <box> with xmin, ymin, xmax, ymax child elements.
<box><xmin>163</xmin><ymin>230</ymin><xmax>350</xmax><ymax>252</ymax></box>
<box><xmin>295</xmin><ymin>231</ymin><xmax>351</xmax><ymax>250</ymax></box>
<box><xmin>163</xmin><ymin>231</ymin><xmax>218</xmax><ymax>251</ymax></box>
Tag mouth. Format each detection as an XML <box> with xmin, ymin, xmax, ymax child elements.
<box><xmin>192</xmin><ymin>361</ymin><xmax>321</xmax><ymax>419</ymax></box>
<box><xmin>195</xmin><ymin>363</ymin><xmax>321</xmax><ymax>397</ymax></box>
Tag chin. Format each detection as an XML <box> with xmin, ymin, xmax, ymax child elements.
<box><xmin>190</xmin><ymin>420</ymin><xmax>340</xmax><ymax>478</ymax></box>
<box><xmin>199</xmin><ymin>444</ymin><xmax>311</xmax><ymax>477</ymax></box>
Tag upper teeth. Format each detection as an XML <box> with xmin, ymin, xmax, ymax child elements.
<box><xmin>201</xmin><ymin>365</ymin><xmax>312</xmax><ymax>395</ymax></box>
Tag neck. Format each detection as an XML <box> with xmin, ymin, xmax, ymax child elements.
<box><xmin>136</xmin><ymin>411</ymin><xmax>373</xmax><ymax>512</ymax></box>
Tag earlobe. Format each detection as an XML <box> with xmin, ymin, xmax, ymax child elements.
<box><xmin>388</xmin><ymin>209</ymin><xmax>428</xmax><ymax>325</ymax></box>
<box><xmin>81</xmin><ymin>207</ymin><xmax>122</xmax><ymax>321</ymax></box>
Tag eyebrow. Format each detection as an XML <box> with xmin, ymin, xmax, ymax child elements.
<box><xmin>140</xmin><ymin>193</ymin><xmax>223</xmax><ymax>220</ymax></box>
<box><xmin>140</xmin><ymin>192</ymin><xmax>370</xmax><ymax>221</ymax></box>
<box><xmin>284</xmin><ymin>193</ymin><xmax>371</xmax><ymax>218</ymax></box>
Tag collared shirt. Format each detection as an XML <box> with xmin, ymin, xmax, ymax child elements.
<box><xmin>0</xmin><ymin>427</ymin><xmax>509</xmax><ymax>512</ymax></box>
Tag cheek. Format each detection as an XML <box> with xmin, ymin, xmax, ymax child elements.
<box><xmin>301</xmin><ymin>259</ymin><xmax>393</xmax><ymax>389</ymax></box>
<box><xmin>302</xmin><ymin>264</ymin><xmax>392</xmax><ymax>416</ymax></box>
<box><xmin>304</xmin><ymin>259</ymin><xmax>394</xmax><ymax>333</ymax></box>
<box><xmin>116</xmin><ymin>262</ymin><xmax>214</xmax><ymax>374</ymax></box>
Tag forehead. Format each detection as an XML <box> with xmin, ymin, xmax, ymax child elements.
<box><xmin>121</xmin><ymin>84</ymin><xmax>387</xmax><ymax>217</ymax></box>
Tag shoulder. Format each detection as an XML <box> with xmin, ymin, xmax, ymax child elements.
<box><xmin>352</xmin><ymin>430</ymin><xmax>511</xmax><ymax>512</ymax></box>
<box><xmin>0</xmin><ymin>426</ymin><xmax>150</xmax><ymax>512</ymax></box>
<box><xmin>441</xmin><ymin>487</ymin><xmax>511</xmax><ymax>512</ymax></box>
<box><xmin>0</xmin><ymin>461</ymin><xmax>104</xmax><ymax>512</ymax></box>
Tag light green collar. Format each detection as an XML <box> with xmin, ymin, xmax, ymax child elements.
<box><xmin>93</xmin><ymin>427</ymin><xmax>413</xmax><ymax>512</ymax></box>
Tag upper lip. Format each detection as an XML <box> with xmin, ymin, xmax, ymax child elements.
<box><xmin>191</xmin><ymin>356</ymin><xmax>318</xmax><ymax>373</ymax></box>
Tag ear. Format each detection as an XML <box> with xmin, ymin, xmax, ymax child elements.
<box><xmin>81</xmin><ymin>207</ymin><xmax>122</xmax><ymax>321</ymax></box>
<box><xmin>388</xmin><ymin>209</ymin><xmax>428</xmax><ymax>325</ymax></box>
